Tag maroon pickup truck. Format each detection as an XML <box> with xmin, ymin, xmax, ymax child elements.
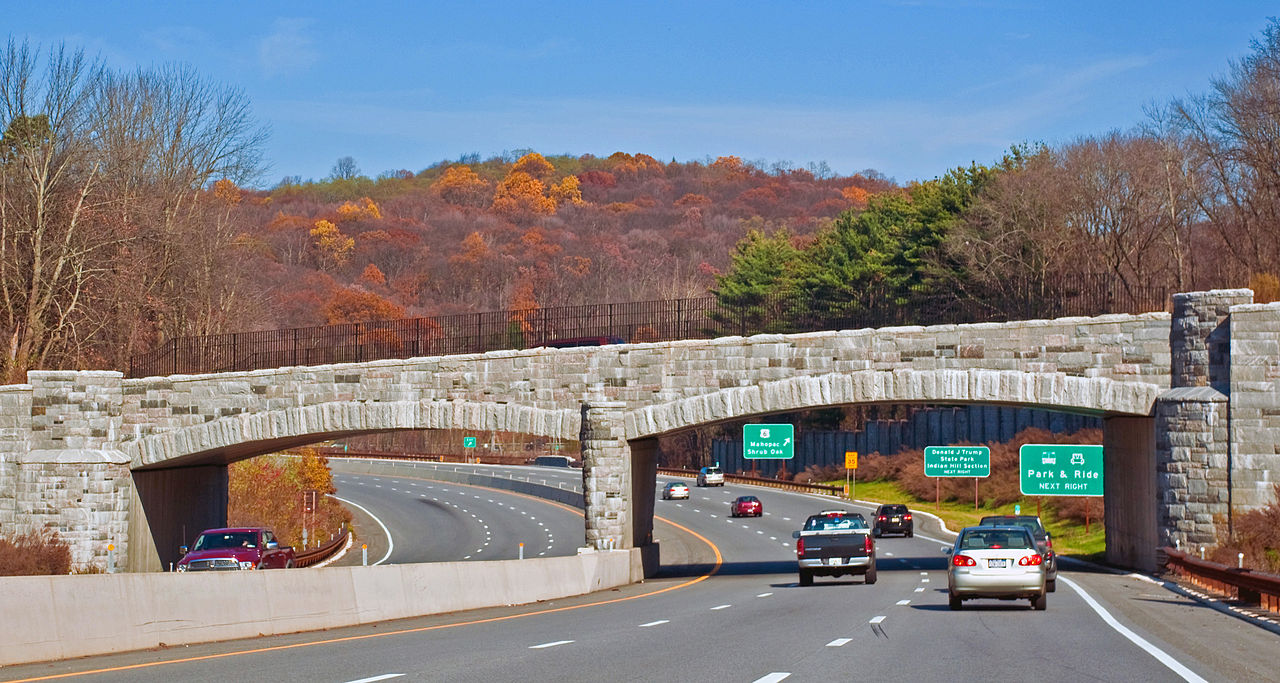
<box><xmin>175</xmin><ymin>527</ymin><xmax>295</xmax><ymax>572</ymax></box>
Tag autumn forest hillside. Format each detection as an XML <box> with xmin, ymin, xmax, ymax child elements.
<box><xmin>241</xmin><ymin>152</ymin><xmax>893</xmax><ymax>330</ymax></box>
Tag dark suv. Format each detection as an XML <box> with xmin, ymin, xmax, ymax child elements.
<box><xmin>872</xmin><ymin>504</ymin><xmax>913</xmax><ymax>537</ymax></box>
<box><xmin>978</xmin><ymin>515</ymin><xmax>1057</xmax><ymax>591</ymax></box>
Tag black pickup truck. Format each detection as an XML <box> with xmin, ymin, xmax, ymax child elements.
<box><xmin>792</xmin><ymin>510</ymin><xmax>877</xmax><ymax>586</ymax></box>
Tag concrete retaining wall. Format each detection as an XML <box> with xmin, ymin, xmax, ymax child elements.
<box><xmin>0</xmin><ymin>548</ymin><xmax>639</xmax><ymax>666</ymax></box>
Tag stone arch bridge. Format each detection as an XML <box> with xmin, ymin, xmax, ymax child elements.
<box><xmin>0</xmin><ymin>290</ymin><xmax>1275</xmax><ymax>573</ymax></box>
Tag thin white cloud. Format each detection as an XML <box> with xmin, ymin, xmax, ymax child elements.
<box><xmin>258</xmin><ymin>18</ymin><xmax>318</xmax><ymax>77</ymax></box>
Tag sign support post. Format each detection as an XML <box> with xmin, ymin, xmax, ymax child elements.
<box><xmin>844</xmin><ymin>451</ymin><xmax>858</xmax><ymax>500</ymax></box>
<box><xmin>936</xmin><ymin>478</ymin><xmax>940</xmax><ymax>512</ymax></box>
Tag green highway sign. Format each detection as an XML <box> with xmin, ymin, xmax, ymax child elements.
<box><xmin>924</xmin><ymin>446</ymin><xmax>991</xmax><ymax>477</ymax></box>
<box><xmin>463</xmin><ymin>436</ymin><xmax>477</xmax><ymax>448</ymax></box>
<box><xmin>743</xmin><ymin>424</ymin><xmax>794</xmax><ymax>459</ymax></box>
<box><xmin>1020</xmin><ymin>444</ymin><xmax>1103</xmax><ymax>496</ymax></box>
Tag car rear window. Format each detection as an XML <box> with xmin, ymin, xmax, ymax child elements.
<box><xmin>805</xmin><ymin>516</ymin><xmax>867</xmax><ymax>531</ymax></box>
<box><xmin>704</xmin><ymin>467</ymin><xmax>722</xmax><ymax>474</ymax></box>
<box><xmin>979</xmin><ymin>516</ymin><xmax>1046</xmax><ymax>536</ymax></box>
<box><xmin>959</xmin><ymin>529</ymin><xmax>1034</xmax><ymax>550</ymax></box>
<box><xmin>882</xmin><ymin>505</ymin><xmax>908</xmax><ymax>514</ymax></box>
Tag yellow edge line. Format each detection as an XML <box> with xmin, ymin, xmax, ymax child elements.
<box><xmin>5</xmin><ymin>497</ymin><xmax>721</xmax><ymax>682</ymax></box>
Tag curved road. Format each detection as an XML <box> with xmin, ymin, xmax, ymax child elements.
<box><xmin>5</xmin><ymin>464</ymin><xmax>1278</xmax><ymax>682</ymax></box>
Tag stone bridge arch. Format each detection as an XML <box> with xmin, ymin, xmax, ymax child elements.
<box><xmin>126</xmin><ymin>399</ymin><xmax>579</xmax><ymax>570</ymax></box>
<box><xmin>582</xmin><ymin>370</ymin><xmax>1162</xmax><ymax>572</ymax></box>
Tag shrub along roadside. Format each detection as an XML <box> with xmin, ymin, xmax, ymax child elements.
<box><xmin>0</xmin><ymin>531</ymin><xmax>72</xmax><ymax>575</ymax></box>
<box><xmin>1212</xmin><ymin>484</ymin><xmax>1280</xmax><ymax>574</ymax></box>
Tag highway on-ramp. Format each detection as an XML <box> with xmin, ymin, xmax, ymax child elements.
<box><xmin>4</xmin><ymin>465</ymin><xmax>1278</xmax><ymax>682</ymax></box>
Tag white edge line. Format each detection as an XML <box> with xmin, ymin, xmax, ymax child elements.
<box><xmin>1060</xmin><ymin>576</ymin><xmax>1208</xmax><ymax>683</ymax></box>
<box><xmin>331</xmin><ymin>495</ymin><xmax>395</xmax><ymax>566</ymax></box>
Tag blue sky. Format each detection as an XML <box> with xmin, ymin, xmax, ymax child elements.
<box><xmin>11</xmin><ymin>1</ymin><xmax>1276</xmax><ymax>185</ymax></box>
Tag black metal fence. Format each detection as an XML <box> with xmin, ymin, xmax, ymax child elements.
<box><xmin>127</xmin><ymin>277</ymin><xmax>1170</xmax><ymax>378</ymax></box>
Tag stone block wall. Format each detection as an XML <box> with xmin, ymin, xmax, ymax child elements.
<box><xmin>1229</xmin><ymin>302</ymin><xmax>1280</xmax><ymax>512</ymax></box>
<box><xmin>1170</xmin><ymin>289</ymin><xmax>1252</xmax><ymax>391</ymax></box>
<box><xmin>580</xmin><ymin>402</ymin><xmax>628</xmax><ymax>549</ymax></box>
<box><xmin>1156</xmin><ymin>388</ymin><xmax>1229</xmax><ymax>547</ymax></box>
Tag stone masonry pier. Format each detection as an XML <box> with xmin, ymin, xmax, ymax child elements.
<box><xmin>0</xmin><ymin>289</ymin><xmax>1275</xmax><ymax>574</ymax></box>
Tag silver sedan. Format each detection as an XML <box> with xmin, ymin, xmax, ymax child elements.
<box><xmin>945</xmin><ymin>526</ymin><xmax>1047</xmax><ymax>610</ymax></box>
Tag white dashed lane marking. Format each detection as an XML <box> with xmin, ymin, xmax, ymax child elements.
<box><xmin>529</xmin><ymin>640</ymin><xmax>574</xmax><ymax>649</ymax></box>
<box><xmin>639</xmin><ymin>620</ymin><xmax>669</xmax><ymax>628</ymax></box>
<box><xmin>914</xmin><ymin>587</ymin><xmax>926</xmax><ymax>592</ymax></box>
<box><xmin>869</xmin><ymin>616</ymin><xmax>886</xmax><ymax>624</ymax></box>
<box><xmin>757</xmin><ymin>592</ymin><xmax>773</xmax><ymax>598</ymax></box>
<box><xmin>711</xmin><ymin>604</ymin><xmax>732</xmax><ymax>610</ymax></box>
<box><xmin>826</xmin><ymin>638</ymin><xmax>852</xmax><ymax>647</ymax></box>
<box><xmin>752</xmin><ymin>674</ymin><xmax>791</xmax><ymax>683</ymax></box>
<box><xmin>896</xmin><ymin>600</ymin><xmax>910</xmax><ymax>605</ymax></box>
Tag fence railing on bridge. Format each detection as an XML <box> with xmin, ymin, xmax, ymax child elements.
<box><xmin>128</xmin><ymin>276</ymin><xmax>1169</xmax><ymax>378</ymax></box>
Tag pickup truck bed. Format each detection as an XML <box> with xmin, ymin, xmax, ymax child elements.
<box><xmin>794</xmin><ymin>511</ymin><xmax>877</xmax><ymax>586</ymax></box>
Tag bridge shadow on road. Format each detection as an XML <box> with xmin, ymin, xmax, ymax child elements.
<box><xmin>656</xmin><ymin>555</ymin><xmax>950</xmax><ymax>580</ymax></box>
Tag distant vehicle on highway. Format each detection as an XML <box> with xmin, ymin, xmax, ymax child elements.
<box><xmin>176</xmin><ymin>527</ymin><xmax>295</xmax><ymax>572</ymax></box>
<box><xmin>696</xmin><ymin>466</ymin><xmax>724</xmax><ymax>487</ymax></box>
<box><xmin>872</xmin><ymin>503</ymin><xmax>913</xmax><ymax>537</ymax></box>
<box><xmin>978</xmin><ymin>514</ymin><xmax>1056</xmax><ymax>591</ymax></box>
<box><xmin>945</xmin><ymin>526</ymin><xmax>1047</xmax><ymax>610</ymax></box>
<box><xmin>730</xmin><ymin>495</ymin><xmax>762</xmax><ymax>517</ymax></box>
<box><xmin>544</xmin><ymin>335</ymin><xmax>625</xmax><ymax>348</ymax></box>
<box><xmin>662</xmin><ymin>481</ymin><xmax>690</xmax><ymax>500</ymax></box>
<box><xmin>792</xmin><ymin>510</ymin><xmax>877</xmax><ymax>586</ymax></box>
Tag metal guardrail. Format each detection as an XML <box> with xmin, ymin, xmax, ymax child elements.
<box><xmin>657</xmin><ymin>467</ymin><xmax>844</xmax><ymax>496</ymax></box>
<box><xmin>1163</xmin><ymin>547</ymin><xmax>1280</xmax><ymax>616</ymax></box>
<box><xmin>294</xmin><ymin>529</ymin><xmax>349</xmax><ymax>568</ymax></box>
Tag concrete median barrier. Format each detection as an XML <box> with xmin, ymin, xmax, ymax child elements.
<box><xmin>0</xmin><ymin>549</ymin><xmax>637</xmax><ymax>666</ymax></box>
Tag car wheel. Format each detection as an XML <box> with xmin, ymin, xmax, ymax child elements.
<box><xmin>1046</xmin><ymin>578</ymin><xmax>1056</xmax><ymax>593</ymax></box>
<box><xmin>872</xmin><ymin>527</ymin><xmax>881</xmax><ymax>537</ymax></box>
<box><xmin>864</xmin><ymin>564</ymin><xmax>877</xmax><ymax>585</ymax></box>
<box><xmin>906</xmin><ymin>530</ymin><xmax>914</xmax><ymax>538</ymax></box>
<box><xmin>949</xmin><ymin>593</ymin><xmax>962</xmax><ymax>610</ymax></box>
<box><xmin>799</xmin><ymin>570</ymin><xmax>813</xmax><ymax>587</ymax></box>
<box><xmin>1032</xmin><ymin>592</ymin><xmax>1047</xmax><ymax>611</ymax></box>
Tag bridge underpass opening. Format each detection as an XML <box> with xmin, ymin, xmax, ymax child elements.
<box><xmin>637</xmin><ymin>402</ymin><xmax>1158</xmax><ymax>574</ymax></box>
<box><xmin>132</xmin><ymin>427</ymin><xmax>592</xmax><ymax>572</ymax></box>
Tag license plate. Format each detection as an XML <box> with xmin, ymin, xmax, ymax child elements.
<box><xmin>891</xmin><ymin>517</ymin><xmax>900</xmax><ymax>522</ymax></box>
<box><xmin>827</xmin><ymin>557</ymin><xmax>841</xmax><ymax>566</ymax></box>
<box><xmin>988</xmin><ymin>559</ymin><xmax>1008</xmax><ymax>569</ymax></box>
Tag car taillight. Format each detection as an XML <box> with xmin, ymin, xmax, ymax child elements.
<box><xmin>877</xmin><ymin>515</ymin><xmax>886</xmax><ymax>521</ymax></box>
<box><xmin>1045</xmin><ymin>539</ymin><xmax>1053</xmax><ymax>549</ymax></box>
<box><xmin>864</xmin><ymin>535</ymin><xmax>873</xmax><ymax>552</ymax></box>
<box><xmin>952</xmin><ymin>554</ymin><xmax>976</xmax><ymax>567</ymax></box>
<box><xmin>903</xmin><ymin>514</ymin><xmax>912</xmax><ymax>520</ymax></box>
<box><xmin>1019</xmin><ymin>554</ymin><xmax>1044</xmax><ymax>566</ymax></box>
<box><xmin>796</xmin><ymin>538</ymin><xmax>805</xmax><ymax>556</ymax></box>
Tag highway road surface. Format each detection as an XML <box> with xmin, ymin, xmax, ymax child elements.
<box><xmin>5</xmin><ymin>464</ymin><xmax>1278</xmax><ymax>682</ymax></box>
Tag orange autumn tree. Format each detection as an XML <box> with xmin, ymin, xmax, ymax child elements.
<box><xmin>508</xmin><ymin>277</ymin><xmax>539</xmax><ymax>334</ymax></box>
<box><xmin>310</xmin><ymin>219</ymin><xmax>354</xmax><ymax>270</ymax></box>
<box><xmin>549</xmin><ymin>175</ymin><xmax>584</xmax><ymax>208</ymax></box>
<box><xmin>492</xmin><ymin>171</ymin><xmax>555</xmax><ymax>217</ymax></box>
<box><xmin>228</xmin><ymin>448</ymin><xmax>352</xmax><ymax>550</ymax></box>
<box><xmin>336</xmin><ymin>197</ymin><xmax>382</xmax><ymax>221</ymax></box>
<box><xmin>359</xmin><ymin>263</ymin><xmax>386</xmax><ymax>287</ymax></box>
<box><xmin>841</xmin><ymin>185</ymin><xmax>871</xmax><ymax>209</ymax></box>
<box><xmin>432</xmin><ymin>165</ymin><xmax>491</xmax><ymax>207</ymax></box>
<box><xmin>324</xmin><ymin>286</ymin><xmax>406</xmax><ymax>324</ymax></box>
<box><xmin>511</xmin><ymin>151</ymin><xmax>555</xmax><ymax>180</ymax></box>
